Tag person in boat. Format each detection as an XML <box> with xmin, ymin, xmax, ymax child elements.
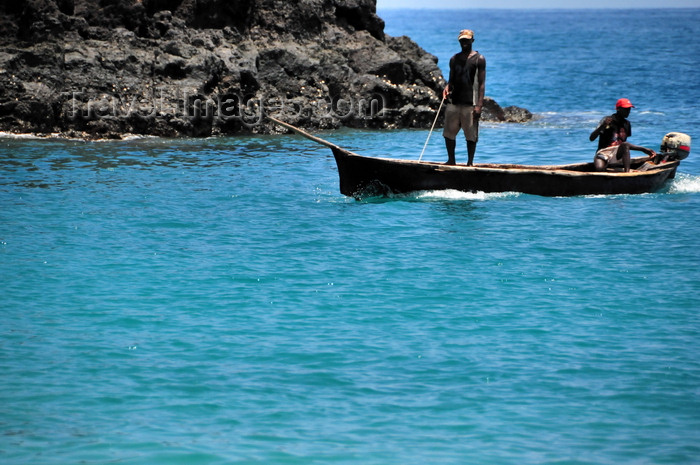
<box><xmin>442</xmin><ymin>29</ymin><xmax>486</xmax><ymax>166</ymax></box>
<box><xmin>590</xmin><ymin>98</ymin><xmax>656</xmax><ymax>172</ymax></box>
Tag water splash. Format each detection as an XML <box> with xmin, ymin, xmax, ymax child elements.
<box><xmin>668</xmin><ymin>173</ymin><xmax>700</xmax><ymax>194</ymax></box>
<box><xmin>413</xmin><ymin>189</ymin><xmax>519</xmax><ymax>201</ymax></box>
<box><xmin>356</xmin><ymin>189</ymin><xmax>519</xmax><ymax>203</ymax></box>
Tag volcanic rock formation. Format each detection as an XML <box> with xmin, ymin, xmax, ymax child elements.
<box><xmin>0</xmin><ymin>0</ymin><xmax>531</xmax><ymax>138</ymax></box>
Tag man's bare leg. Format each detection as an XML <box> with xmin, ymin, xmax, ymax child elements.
<box><xmin>467</xmin><ymin>140</ymin><xmax>477</xmax><ymax>166</ymax></box>
<box><xmin>618</xmin><ymin>142</ymin><xmax>631</xmax><ymax>172</ymax></box>
<box><xmin>594</xmin><ymin>156</ymin><xmax>607</xmax><ymax>171</ymax></box>
<box><xmin>445</xmin><ymin>137</ymin><xmax>456</xmax><ymax>165</ymax></box>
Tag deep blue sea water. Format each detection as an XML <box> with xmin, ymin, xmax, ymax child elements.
<box><xmin>2</xmin><ymin>9</ymin><xmax>700</xmax><ymax>465</ymax></box>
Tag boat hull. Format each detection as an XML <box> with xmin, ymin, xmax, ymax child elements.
<box><xmin>332</xmin><ymin>148</ymin><xmax>679</xmax><ymax>198</ymax></box>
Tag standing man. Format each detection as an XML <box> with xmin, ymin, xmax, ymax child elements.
<box><xmin>590</xmin><ymin>98</ymin><xmax>656</xmax><ymax>172</ymax></box>
<box><xmin>442</xmin><ymin>29</ymin><xmax>486</xmax><ymax>166</ymax></box>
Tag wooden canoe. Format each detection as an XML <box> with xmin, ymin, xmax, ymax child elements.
<box><xmin>268</xmin><ymin>116</ymin><xmax>680</xmax><ymax>199</ymax></box>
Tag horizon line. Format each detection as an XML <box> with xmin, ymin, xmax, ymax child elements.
<box><xmin>377</xmin><ymin>6</ymin><xmax>699</xmax><ymax>9</ymax></box>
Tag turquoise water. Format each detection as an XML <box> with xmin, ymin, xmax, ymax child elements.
<box><xmin>2</xmin><ymin>9</ymin><xmax>700</xmax><ymax>465</ymax></box>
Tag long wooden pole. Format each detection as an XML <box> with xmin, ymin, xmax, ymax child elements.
<box><xmin>418</xmin><ymin>95</ymin><xmax>446</xmax><ymax>162</ymax></box>
<box><xmin>266</xmin><ymin>116</ymin><xmax>341</xmax><ymax>151</ymax></box>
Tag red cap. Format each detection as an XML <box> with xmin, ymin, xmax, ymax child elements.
<box><xmin>616</xmin><ymin>98</ymin><xmax>635</xmax><ymax>109</ymax></box>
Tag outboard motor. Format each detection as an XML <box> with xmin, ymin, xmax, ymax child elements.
<box><xmin>659</xmin><ymin>132</ymin><xmax>691</xmax><ymax>162</ymax></box>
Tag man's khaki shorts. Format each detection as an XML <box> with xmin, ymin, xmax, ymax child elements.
<box><xmin>443</xmin><ymin>104</ymin><xmax>478</xmax><ymax>142</ymax></box>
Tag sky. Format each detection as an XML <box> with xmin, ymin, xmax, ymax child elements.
<box><xmin>376</xmin><ymin>0</ymin><xmax>698</xmax><ymax>8</ymax></box>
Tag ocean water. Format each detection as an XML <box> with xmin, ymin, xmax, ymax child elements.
<box><xmin>2</xmin><ymin>9</ymin><xmax>700</xmax><ymax>465</ymax></box>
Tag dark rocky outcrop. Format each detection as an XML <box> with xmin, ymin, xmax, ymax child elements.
<box><xmin>0</xmin><ymin>0</ymin><xmax>531</xmax><ymax>138</ymax></box>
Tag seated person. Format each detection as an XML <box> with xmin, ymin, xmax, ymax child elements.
<box><xmin>590</xmin><ymin>98</ymin><xmax>655</xmax><ymax>172</ymax></box>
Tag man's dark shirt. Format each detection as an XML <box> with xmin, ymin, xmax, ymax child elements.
<box><xmin>597</xmin><ymin>114</ymin><xmax>632</xmax><ymax>151</ymax></box>
<box><xmin>448</xmin><ymin>51</ymin><xmax>482</xmax><ymax>105</ymax></box>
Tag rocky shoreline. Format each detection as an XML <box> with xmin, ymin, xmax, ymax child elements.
<box><xmin>0</xmin><ymin>0</ymin><xmax>532</xmax><ymax>139</ymax></box>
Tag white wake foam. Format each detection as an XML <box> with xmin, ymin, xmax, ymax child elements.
<box><xmin>668</xmin><ymin>173</ymin><xmax>700</xmax><ymax>194</ymax></box>
<box><xmin>412</xmin><ymin>189</ymin><xmax>520</xmax><ymax>201</ymax></box>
